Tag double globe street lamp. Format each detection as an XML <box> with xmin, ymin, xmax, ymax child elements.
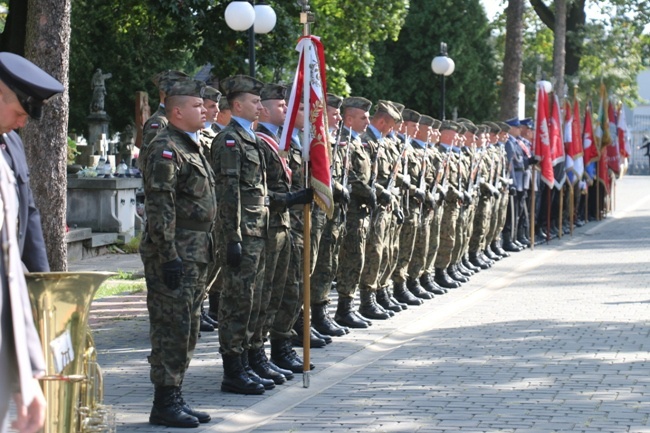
<box><xmin>224</xmin><ymin>1</ymin><xmax>277</xmax><ymax>77</ymax></box>
<box><xmin>431</xmin><ymin>42</ymin><xmax>455</xmax><ymax>121</ymax></box>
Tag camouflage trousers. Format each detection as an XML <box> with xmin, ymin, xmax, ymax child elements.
<box><xmin>451</xmin><ymin>203</ymin><xmax>472</xmax><ymax>265</ymax></box>
<box><xmin>270</xmin><ymin>226</ymin><xmax>303</xmax><ymax>339</ymax></box>
<box><xmin>336</xmin><ymin>208</ymin><xmax>370</xmax><ymax>298</ymax></box>
<box><xmin>407</xmin><ymin>210</ymin><xmax>433</xmax><ymax>279</ymax></box>
<box><xmin>144</xmin><ymin>257</ymin><xmax>207</xmax><ymax>387</ymax></box>
<box><xmin>379</xmin><ymin>212</ymin><xmax>402</xmax><ymax>288</ymax></box>
<box><xmin>391</xmin><ymin>205</ymin><xmax>420</xmax><ymax>284</ymax></box>
<box><xmin>423</xmin><ymin>204</ymin><xmax>444</xmax><ymax>276</ymax></box>
<box><xmin>491</xmin><ymin>190</ymin><xmax>509</xmax><ymax>243</ymax></box>
<box><xmin>252</xmin><ymin>225</ymin><xmax>291</xmax><ymax>348</ymax></box>
<box><xmin>218</xmin><ymin>235</ymin><xmax>266</xmax><ymax>356</ymax></box>
<box><xmin>311</xmin><ymin>206</ymin><xmax>345</xmax><ymax>305</ymax></box>
<box><xmin>311</xmin><ymin>206</ymin><xmax>327</xmax><ymax>275</ymax></box>
<box><xmin>469</xmin><ymin>194</ymin><xmax>492</xmax><ymax>253</ymax></box>
<box><xmin>435</xmin><ymin>200</ymin><xmax>460</xmax><ymax>269</ymax></box>
<box><xmin>359</xmin><ymin>206</ymin><xmax>391</xmax><ymax>292</ymax></box>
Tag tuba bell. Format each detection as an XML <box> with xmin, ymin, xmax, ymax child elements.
<box><xmin>26</xmin><ymin>271</ymin><xmax>116</xmax><ymax>433</ymax></box>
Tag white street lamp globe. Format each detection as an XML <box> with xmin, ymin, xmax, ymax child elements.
<box><xmin>537</xmin><ymin>80</ymin><xmax>553</xmax><ymax>93</ymax></box>
<box><xmin>225</xmin><ymin>1</ymin><xmax>255</xmax><ymax>31</ymax></box>
<box><xmin>443</xmin><ymin>58</ymin><xmax>455</xmax><ymax>76</ymax></box>
<box><xmin>431</xmin><ymin>55</ymin><xmax>452</xmax><ymax>76</ymax></box>
<box><xmin>254</xmin><ymin>3</ymin><xmax>277</xmax><ymax>34</ymax></box>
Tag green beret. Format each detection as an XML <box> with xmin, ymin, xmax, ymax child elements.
<box><xmin>218</xmin><ymin>97</ymin><xmax>230</xmax><ymax>111</ymax></box>
<box><xmin>166</xmin><ymin>78</ymin><xmax>206</xmax><ymax>98</ymax></box>
<box><xmin>496</xmin><ymin>121</ymin><xmax>511</xmax><ymax>132</ymax></box>
<box><xmin>476</xmin><ymin>124</ymin><xmax>489</xmax><ymax>134</ymax></box>
<box><xmin>203</xmin><ymin>86</ymin><xmax>221</xmax><ymax>103</ymax></box>
<box><xmin>152</xmin><ymin>70</ymin><xmax>190</xmax><ymax>93</ymax></box>
<box><xmin>221</xmin><ymin>74</ymin><xmax>264</xmax><ymax>97</ymax></box>
<box><xmin>440</xmin><ymin>120</ymin><xmax>460</xmax><ymax>132</ymax></box>
<box><xmin>342</xmin><ymin>96</ymin><xmax>372</xmax><ymax>112</ymax></box>
<box><xmin>261</xmin><ymin>83</ymin><xmax>287</xmax><ymax>101</ymax></box>
<box><xmin>419</xmin><ymin>115</ymin><xmax>435</xmax><ymax>127</ymax></box>
<box><xmin>391</xmin><ymin>102</ymin><xmax>405</xmax><ymax>114</ymax></box>
<box><xmin>483</xmin><ymin>122</ymin><xmax>501</xmax><ymax>134</ymax></box>
<box><xmin>375</xmin><ymin>100</ymin><xmax>401</xmax><ymax>122</ymax></box>
<box><xmin>431</xmin><ymin>119</ymin><xmax>442</xmax><ymax>129</ymax></box>
<box><xmin>457</xmin><ymin>123</ymin><xmax>467</xmax><ymax>134</ymax></box>
<box><xmin>402</xmin><ymin>109</ymin><xmax>421</xmax><ymax>123</ymax></box>
<box><xmin>327</xmin><ymin>93</ymin><xmax>343</xmax><ymax>109</ymax></box>
<box><xmin>460</xmin><ymin>121</ymin><xmax>477</xmax><ymax>134</ymax></box>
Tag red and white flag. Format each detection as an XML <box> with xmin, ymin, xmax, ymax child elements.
<box><xmin>534</xmin><ymin>85</ymin><xmax>554</xmax><ymax>188</ymax></box>
<box><xmin>606</xmin><ymin>102</ymin><xmax>620</xmax><ymax>175</ymax></box>
<box><xmin>565</xmin><ymin>97</ymin><xmax>584</xmax><ymax>183</ymax></box>
<box><xmin>549</xmin><ymin>94</ymin><xmax>565</xmax><ymax>188</ymax></box>
<box><xmin>280</xmin><ymin>36</ymin><xmax>334</xmax><ymax>218</ymax></box>
<box><xmin>582</xmin><ymin>102</ymin><xmax>599</xmax><ymax>167</ymax></box>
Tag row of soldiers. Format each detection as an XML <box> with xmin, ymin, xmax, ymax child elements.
<box><xmin>136</xmin><ymin>70</ymin><xmax>542</xmax><ymax>428</ymax></box>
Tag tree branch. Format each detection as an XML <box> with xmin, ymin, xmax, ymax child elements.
<box><xmin>529</xmin><ymin>0</ymin><xmax>556</xmax><ymax>31</ymax></box>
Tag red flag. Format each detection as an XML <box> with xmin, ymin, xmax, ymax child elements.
<box><xmin>582</xmin><ymin>102</ymin><xmax>599</xmax><ymax>165</ymax></box>
<box><xmin>534</xmin><ymin>85</ymin><xmax>554</xmax><ymax>188</ymax></box>
<box><xmin>617</xmin><ymin>105</ymin><xmax>629</xmax><ymax>158</ymax></box>
<box><xmin>598</xmin><ymin>147</ymin><xmax>611</xmax><ymax>194</ymax></box>
<box><xmin>549</xmin><ymin>94</ymin><xmax>565</xmax><ymax>187</ymax></box>
<box><xmin>606</xmin><ymin>102</ymin><xmax>620</xmax><ymax>174</ymax></box>
<box><xmin>566</xmin><ymin>96</ymin><xmax>584</xmax><ymax>182</ymax></box>
<box><xmin>280</xmin><ymin>36</ymin><xmax>334</xmax><ymax>218</ymax></box>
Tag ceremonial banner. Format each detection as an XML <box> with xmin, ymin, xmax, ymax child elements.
<box><xmin>280</xmin><ymin>36</ymin><xmax>334</xmax><ymax>218</ymax></box>
<box><xmin>617</xmin><ymin>105</ymin><xmax>629</xmax><ymax>159</ymax></box>
<box><xmin>534</xmin><ymin>85</ymin><xmax>554</xmax><ymax>188</ymax></box>
<box><xmin>549</xmin><ymin>94</ymin><xmax>565</xmax><ymax>188</ymax></box>
<box><xmin>606</xmin><ymin>102</ymin><xmax>620</xmax><ymax>175</ymax></box>
<box><xmin>565</xmin><ymin>97</ymin><xmax>584</xmax><ymax>184</ymax></box>
<box><xmin>583</xmin><ymin>102</ymin><xmax>599</xmax><ymax>166</ymax></box>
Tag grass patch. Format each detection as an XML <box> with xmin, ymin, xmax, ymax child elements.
<box><xmin>94</xmin><ymin>278</ymin><xmax>146</xmax><ymax>300</ymax></box>
<box><xmin>120</xmin><ymin>234</ymin><xmax>141</xmax><ymax>254</ymax></box>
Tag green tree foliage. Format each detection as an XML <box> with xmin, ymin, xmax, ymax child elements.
<box><xmin>348</xmin><ymin>0</ymin><xmax>499</xmax><ymax>122</ymax></box>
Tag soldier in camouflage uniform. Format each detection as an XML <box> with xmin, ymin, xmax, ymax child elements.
<box><xmin>333</xmin><ymin>97</ymin><xmax>376</xmax><ymax>329</ymax></box>
<box><xmin>310</xmin><ymin>94</ymin><xmax>351</xmax><ymax>337</ymax></box>
<box><xmin>139</xmin><ymin>79</ymin><xmax>215</xmax><ymax>428</ymax></box>
<box><xmin>140</xmin><ymin>70</ymin><xmax>189</xmax><ymax>160</ymax></box>
<box><xmin>357</xmin><ymin>101</ymin><xmax>403</xmax><ymax>320</ymax></box>
<box><xmin>253</xmin><ymin>83</ymin><xmax>310</xmax><ymax>380</ymax></box>
<box><xmin>210</xmin><ymin>75</ymin><xmax>273</xmax><ymax>395</ymax></box>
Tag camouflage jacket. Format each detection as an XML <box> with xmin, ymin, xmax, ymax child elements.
<box><xmin>139</xmin><ymin>123</ymin><xmax>217</xmax><ymax>264</ymax></box>
<box><xmin>256</xmin><ymin>123</ymin><xmax>290</xmax><ymax>229</ymax></box>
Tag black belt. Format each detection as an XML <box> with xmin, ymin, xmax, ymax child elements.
<box><xmin>241</xmin><ymin>196</ymin><xmax>270</xmax><ymax>206</ymax></box>
<box><xmin>176</xmin><ymin>219</ymin><xmax>213</xmax><ymax>232</ymax></box>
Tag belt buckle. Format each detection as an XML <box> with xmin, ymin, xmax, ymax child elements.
<box><xmin>264</xmin><ymin>196</ymin><xmax>270</xmax><ymax>206</ymax></box>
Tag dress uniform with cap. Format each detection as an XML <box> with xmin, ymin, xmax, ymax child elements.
<box><xmin>138</xmin><ymin>78</ymin><xmax>216</xmax><ymax>428</ymax></box>
<box><xmin>0</xmin><ymin>51</ymin><xmax>62</xmax><ymax>433</ymax></box>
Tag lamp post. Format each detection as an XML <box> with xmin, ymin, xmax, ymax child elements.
<box><xmin>224</xmin><ymin>1</ymin><xmax>277</xmax><ymax>77</ymax></box>
<box><xmin>431</xmin><ymin>42</ymin><xmax>455</xmax><ymax>120</ymax></box>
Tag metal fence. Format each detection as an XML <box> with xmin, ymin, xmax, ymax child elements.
<box><xmin>627</xmin><ymin>113</ymin><xmax>650</xmax><ymax>175</ymax></box>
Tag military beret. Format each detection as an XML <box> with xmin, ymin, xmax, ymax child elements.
<box><xmin>261</xmin><ymin>83</ymin><xmax>287</xmax><ymax>101</ymax></box>
<box><xmin>419</xmin><ymin>115</ymin><xmax>435</xmax><ymax>127</ymax></box>
<box><xmin>440</xmin><ymin>120</ymin><xmax>461</xmax><ymax>132</ymax></box>
<box><xmin>431</xmin><ymin>118</ymin><xmax>442</xmax><ymax>130</ymax></box>
<box><xmin>342</xmin><ymin>96</ymin><xmax>372</xmax><ymax>112</ymax></box>
<box><xmin>520</xmin><ymin>117</ymin><xmax>533</xmax><ymax>128</ymax></box>
<box><xmin>456</xmin><ymin>117</ymin><xmax>473</xmax><ymax>124</ymax></box>
<box><xmin>327</xmin><ymin>93</ymin><xmax>343</xmax><ymax>109</ymax></box>
<box><xmin>457</xmin><ymin>123</ymin><xmax>467</xmax><ymax>134</ymax></box>
<box><xmin>483</xmin><ymin>122</ymin><xmax>501</xmax><ymax>134</ymax></box>
<box><xmin>221</xmin><ymin>74</ymin><xmax>264</xmax><ymax>97</ymax></box>
<box><xmin>392</xmin><ymin>102</ymin><xmax>405</xmax><ymax>114</ymax></box>
<box><xmin>475</xmin><ymin>124</ymin><xmax>489</xmax><ymax>135</ymax></box>
<box><xmin>401</xmin><ymin>109</ymin><xmax>421</xmax><ymax>123</ymax></box>
<box><xmin>375</xmin><ymin>100</ymin><xmax>401</xmax><ymax>122</ymax></box>
<box><xmin>496</xmin><ymin>121</ymin><xmax>511</xmax><ymax>132</ymax></box>
<box><xmin>203</xmin><ymin>86</ymin><xmax>221</xmax><ymax>103</ymax></box>
<box><xmin>505</xmin><ymin>117</ymin><xmax>521</xmax><ymax>127</ymax></box>
<box><xmin>218</xmin><ymin>97</ymin><xmax>230</xmax><ymax>111</ymax></box>
<box><xmin>152</xmin><ymin>69</ymin><xmax>190</xmax><ymax>93</ymax></box>
<box><xmin>0</xmin><ymin>52</ymin><xmax>64</xmax><ymax>120</ymax></box>
<box><xmin>460</xmin><ymin>121</ymin><xmax>478</xmax><ymax>134</ymax></box>
<box><xmin>166</xmin><ymin>78</ymin><xmax>206</xmax><ymax>98</ymax></box>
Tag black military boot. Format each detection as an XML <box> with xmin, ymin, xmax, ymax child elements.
<box><xmin>221</xmin><ymin>353</ymin><xmax>265</xmax><ymax>395</ymax></box>
<box><xmin>311</xmin><ymin>327</ymin><xmax>333</xmax><ymax>344</ymax></box>
<box><xmin>484</xmin><ymin>246</ymin><xmax>501</xmax><ymax>261</ymax></box>
<box><xmin>456</xmin><ymin>261</ymin><xmax>474</xmax><ymax>277</ymax></box>
<box><xmin>393</xmin><ymin>280</ymin><xmax>424</xmax><ymax>306</ymax></box>
<box><xmin>462</xmin><ymin>255</ymin><xmax>481</xmax><ymax>273</ymax></box>
<box><xmin>376</xmin><ymin>286</ymin><xmax>404</xmax><ymax>312</ymax></box>
<box><xmin>386</xmin><ymin>285</ymin><xmax>409</xmax><ymax>310</ymax></box>
<box><xmin>201</xmin><ymin>307</ymin><xmax>218</xmax><ymax>328</ymax></box>
<box><xmin>268</xmin><ymin>359</ymin><xmax>295</xmax><ymax>380</ymax></box>
<box><xmin>311</xmin><ymin>303</ymin><xmax>348</xmax><ymax>336</ymax></box>
<box><xmin>173</xmin><ymin>387</ymin><xmax>211</xmax><ymax>424</ymax></box>
<box><xmin>199</xmin><ymin>307</ymin><xmax>215</xmax><ymax>332</ymax></box>
<box><xmin>420</xmin><ymin>273</ymin><xmax>447</xmax><ymax>295</ymax></box>
<box><xmin>208</xmin><ymin>291</ymin><xmax>220</xmax><ymax>322</ymax></box>
<box><xmin>242</xmin><ymin>350</ymin><xmax>275</xmax><ymax>390</ymax></box>
<box><xmin>479</xmin><ymin>250</ymin><xmax>495</xmax><ymax>266</ymax></box>
<box><xmin>447</xmin><ymin>265</ymin><xmax>468</xmax><ymax>283</ymax></box>
<box><xmin>248</xmin><ymin>348</ymin><xmax>286</xmax><ymax>385</ymax></box>
<box><xmin>406</xmin><ymin>277</ymin><xmax>434</xmax><ymax>300</ymax></box>
<box><xmin>500</xmin><ymin>232</ymin><xmax>519</xmax><ymax>253</ymax></box>
<box><xmin>270</xmin><ymin>339</ymin><xmax>314</xmax><ymax>373</ymax></box>
<box><xmin>469</xmin><ymin>251</ymin><xmax>490</xmax><ymax>270</ymax></box>
<box><xmin>150</xmin><ymin>386</ymin><xmax>200</xmax><ymax>428</ymax></box>
<box><xmin>292</xmin><ymin>311</ymin><xmax>327</xmax><ymax>348</ymax></box>
<box><xmin>434</xmin><ymin>267</ymin><xmax>461</xmax><ymax>289</ymax></box>
<box><xmin>359</xmin><ymin>290</ymin><xmax>392</xmax><ymax>320</ymax></box>
<box><xmin>334</xmin><ymin>296</ymin><xmax>370</xmax><ymax>328</ymax></box>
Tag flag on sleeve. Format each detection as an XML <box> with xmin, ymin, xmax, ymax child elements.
<box><xmin>534</xmin><ymin>84</ymin><xmax>554</xmax><ymax>188</ymax></box>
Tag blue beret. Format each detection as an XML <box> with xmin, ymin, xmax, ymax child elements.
<box><xmin>505</xmin><ymin>117</ymin><xmax>521</xmax><ymax>127</ymax></box>
<box><xmin>520</xmin><ymin>117</ymin><xmax>533</xmax><ymax>128</ymax></box>
<box><xmin>0</xmin><ymin>52</ymin><xmax>64</xmax><ymax>120</ymax></box>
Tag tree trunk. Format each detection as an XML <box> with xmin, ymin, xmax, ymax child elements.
<box><xmin>499</xmin><ymin>0</ymin><xmax>525</xmax><ymax>120</ymax></box>
<box><xmin>565</xmin><ymin>0</ymin><xmax>586</xmax><ymax>77</ymax></box>
<box><xmin>22</xmin><ymin>0</ymin><xmax>72</xmax><ymax>271</ymax></box>
<box><xmin>553</xmin><ymin>0</ymin><xmax>566</xmax><ymax>98</ymax></box>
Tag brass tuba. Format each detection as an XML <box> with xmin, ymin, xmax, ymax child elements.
<box><xmin>27</xmin><ymin>272</ymin><xmax>116</xmax><ymax>433</ymax></box>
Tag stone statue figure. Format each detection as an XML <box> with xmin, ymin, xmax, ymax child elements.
<box><xmin>90</xmin><ymin>68</ymin><xmax>112</xmax><ymax>113</ymax></box>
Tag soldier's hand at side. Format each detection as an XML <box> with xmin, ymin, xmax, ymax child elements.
<box><xmin>334</xmin><ymin>186</ymin><xmax>350</xmax><ymax>205</ymax></box>
<box><xmin>414</xmin><ymin>188</ymin><xmax>426</xmax><ymax>203</ymax></box>
<box><xmin>425</xmin><ymin>191</ymin><xmax>436</xmax><ymax>209</ymax></box>
<box><xmin>393</xmin><ymin>207</ymin><xmax>405</xmax><ymax>224</ymax></box>
<box><xmin>226</xmin><ymin>242</ymin><xmax>242</xmax><ymax>267</ymax></box>
<box><xmin>508</xmin><ymin>185</ymin><xmax>517</xmax><ymax>196</ymax></box>
<box><xmin>378</xmin><ymin>189</ymin><xmax>392</xmax><ymax>206</ymax></box>
<box><xmin>400</xmin><ymin>175</ymin><xmax>411</xmax><ymax>190</ymax></box>
<box><xmin>162</xmin><ymin>257</ymin><xmax>183</xmax><ymax>290</ymax></box>
<box><xmin>286</xmin><ymin>188</ymin><xmax>313</xmax><ymax>207</ymax></box>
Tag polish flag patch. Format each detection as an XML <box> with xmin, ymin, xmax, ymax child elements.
<box><xmin>162</xmin><ymin>150</ymin><xmax>173</xmax><ymax>159</ymax></box>
<box><xmin>226</xmin><ymin>139</ymin><xmax>236</xmax><ymax>148</ymax></box>
<box><xmin>151</xmin><ymin>123</ymin><xmax>159</xmax><ymax>129</ymax></box>
<box><xmin>339</xmin><ymin>141</ymin><xmax>347</xmax><ymax>147</ymax></box>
